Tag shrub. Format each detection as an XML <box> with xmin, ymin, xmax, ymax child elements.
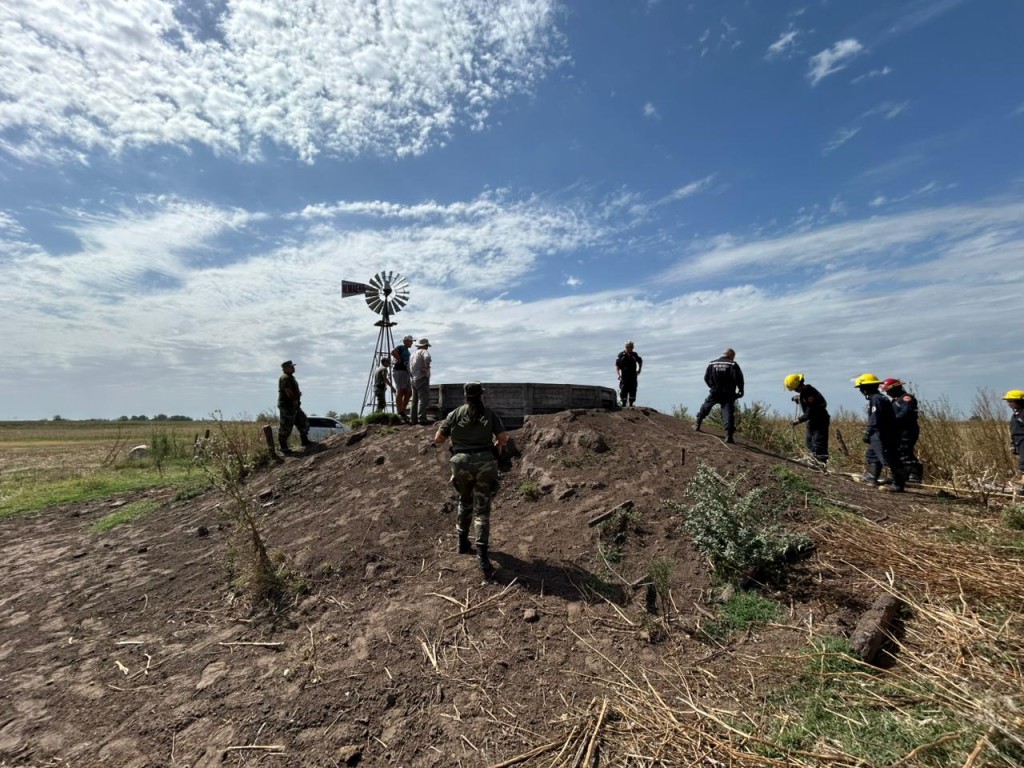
<box><xmin>1002</xmin><ymin>504</ymin><xmax>1024</xmax><ymax>531</ymax></box>
<box><xmin>673</xmin><ymin>461</ymin><xmax>810</xmax><ymax>584</ymax></box>
<box><xmin>519</xmin><ymin>478</ymin><xmax>542</xmax><ymax>500</ymax></box>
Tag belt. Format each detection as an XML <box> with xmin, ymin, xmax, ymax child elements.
<box><xmin>453</xmin><ymin>448</ymin><xmax>494</xmax><ymax>455</ymax></box>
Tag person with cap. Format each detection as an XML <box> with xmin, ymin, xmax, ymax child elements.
<box><xmin>852</xmin><ymin>373</ymin><xmax>906</xmax><ymax>492</ymax></box>
<box><xmin>881</xmin><ymin>378</ymin><xmax>924</xmax><ymax>483</ymax></box>
<box><xmin>409</xmin><ymin>338</ymin><xmax>433</xmax><ymax>426</ymax></box>
<box><xmin>1003</xmin><ymin>389</ymin><xmax>1024</xmax><ymax>484</ymax></box>
<box><xmin>277</xmin><ymin>360</ymin><xmax>315</xmax><ymax>453</ymax></box>
<box><xmin>615</xmin><ymin>340</ymin><xmax>643</xmax><ymax>408</ymax></box>
<box><xmin>390</xmin><ymin>334</ymin><xmax>415</xmax><ymax>423</ymax></box>
<box><xmin>434</xmin><ymin>382</ymin><xmax>508</xmax><ymax>579</ymax></box>
<box><xmin>373</xmin><ymin>356</ymin><xmax>395</xmax><ymax>413</ymax></box>
<box><xmin>694</xmin><ymin>348</ymin><xmax>744</xmax><ymax>443</ymax></box>
<box><xmin>784</xmin><ymin>373</ymin><xmax>830</xmax><ymax>465</ymax></box>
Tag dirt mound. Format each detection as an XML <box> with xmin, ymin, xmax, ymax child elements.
<box><xmin>0</xmin><ymin>409</ymin><xmax>946</xmax><ymax>766</ymax></box>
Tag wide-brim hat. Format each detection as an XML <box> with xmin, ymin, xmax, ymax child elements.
<box><xmin>417</xmin><ymin>338</ymin><xmax>431</xmax><ymax>347</ymax></box>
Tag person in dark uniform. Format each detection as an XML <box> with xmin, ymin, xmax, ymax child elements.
<box><xmin>881</xmin><ymin>378</ymin><xmax>923</xmax><ymax>483</ymax></box>
<box><xmin>434</xmin><ymin>382</ymin><xmax>508</xmax><ymax>579</ymax></box>
<box><xmin>278</xmin><ymin>360</ymin><xmax>315</xmax><ymax>454</ymax></box>
<box><xmin>615</xmin><ymin>340</ymin><xmax>643</xmax><ymax>408</ymax></box>
<box><xmin>1004</xmin><ymin>389</ymin><xmax>1024</xmax><ymax>484</ymax></box>
<box><xmin>853</xmin><ymin>373</ymin><xmax>906</xmax><ymax>492</ymax></box>
<box><xmin>694</xmin><ymin>348</ymin><xmax>744</xmax><ymax>443</ymax></box>
<box><xmin>784</xmin><ymin>373</ymin><xmax>830</xmax><ymax>465</ymax></box>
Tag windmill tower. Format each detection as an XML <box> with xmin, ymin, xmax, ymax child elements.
<box><xmin>341</xmin><ymin>271</ymin><xmax>411</xmax><ymax>416</ymax></box>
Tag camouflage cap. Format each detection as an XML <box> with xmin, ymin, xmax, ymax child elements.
<box><xmin>281</xmin><ymin>360</ymin><xmax>294</xmax><ymax>369</ymax></box>
<box><xmin>464</xmin><ymin>381</ymin><xmax>485</xmax><ymax>396</ymax></box>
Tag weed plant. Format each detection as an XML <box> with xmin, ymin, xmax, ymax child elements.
<box><xmin>202</xmin><ymin>416</ymin><xmax>290</xmax><ymax>605</ymax></box>
<box><xmin>672</xmin><ymin>461</ymin><xmax>810</xmax><ymax>584</ymax></box>
<box><xmin>518</xmin><ymin>478</ymin><xmax>542</xmax><ymax>500</ymax></box>
<box><xmin>707</xmin><ymin>590</ymin><xmax>783</xmax><ymax>637</ymax></box>
<box><xmin>90</xmin><ymin>499</ymin><xmax>159</xmax><ymax>532</ymax></box>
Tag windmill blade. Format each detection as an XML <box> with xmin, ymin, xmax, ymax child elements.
<box><xmin>363</xmin><ymin>271</ymin><xmax>410</xmax><ymax>316</ymax></box>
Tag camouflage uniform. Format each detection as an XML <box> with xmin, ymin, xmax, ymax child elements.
<box><xmin>438</xmin><ymin>403</ymin><xmax>506</xmax><ymax>548</ymax></box>
<box><xmin>278</xmin><ymin>366</ymin><xmax>310</xmax><ymax>448</ymax></box>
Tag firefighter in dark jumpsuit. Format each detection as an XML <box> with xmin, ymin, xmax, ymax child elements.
<box><xmin>784</xmin><ymin>373</ymin><xmax>830</xmax><ymax>465</ymax></box>
<box><xmin>853</xmin><ymin>373</ymin><xmax>906</xmax><ymax>492</ymax></box>
<box><xmin>881</xmin><ymin>378</ymin><xmax>923</xmax><ymax>483</ymax></box>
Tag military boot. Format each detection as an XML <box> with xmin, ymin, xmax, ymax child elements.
<box><xmin>477</xmin><ymin>544</ymin><xmax>496</xmax><ymax>580</ymax></box>
<box><xmin>457</xmin><ymin>531</ymin><xmax>472</xmax><ymax>555</ymax></box>
<box><xmin>279</xmin><ymin>438</ymin><xmax>294</xmax><ymax>454</ymax></box>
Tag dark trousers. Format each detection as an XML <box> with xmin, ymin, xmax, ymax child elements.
<box><xmin>619</xmin><ymin>376</ymin><xmax>637</xmax><ymax>405</ymax></box>
<box><xmin>278</xmin><ymin>406</ymin><xmax>309</xmax><ymax>445</ymax></box>
<box><xmin>866</xmin><ymin>433</ymin><xmax>903</xmax><ymax>476</ymax></box>
<box><xmin>697</xmin><ymin>393</ymin><xmax>737</xmax><ymax>434</ymax></box>
<box><xmin>374</xmin><ymin>386</ymin><xmax>386</xmax><ymax>412</ymax></box>
<box><xmin>806</xmin><ymin>414</ymin><xmax>830</xmax><ymax>462</ymax></box>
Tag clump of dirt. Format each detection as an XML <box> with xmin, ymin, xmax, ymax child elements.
<box><xmin>0</xmin><ymin>408</ymin><xmax>959</xmax><ymax>766</ymax></box>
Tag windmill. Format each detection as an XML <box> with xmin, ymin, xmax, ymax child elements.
<box><xmin>341</xmin><ymin>271</ymin><xmax>411</xmax><ymax>416</ymax></box>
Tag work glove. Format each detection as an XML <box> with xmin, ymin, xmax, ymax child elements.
<box><xmin>791</xmin><ymin>395</ymin><xmax>799</xmax><ymax>403</ymax></box>
<box><xmin>862</xmin><ymin>432</ymin><xmax>871</xmax><ymax>444</ymax></box>
<box><xmin>790</xmin><ymin>420</ymin><xmax>800</xmax><ymax>427</ymax></box>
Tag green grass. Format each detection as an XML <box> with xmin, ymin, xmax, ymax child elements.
<box><xmin>0</xmin><ymin>419</ymin><xmax>266</xmax><ymax>518</ymax></box>
<box><xmin>763</xmin><ymin>637</ymin><xmax>974</xmax><ymax>766</ymax></box>
<box><xmin>90</xmin><ymin>499</ymin><xmax>160</xmax><ymax>532</ymax></box>
<box><xmin>1</xmin><ymin>465</ymin><xmax>196</xmax><ymax>519</ymax></box>
<box><xmin>710</xmin><ymin>590</ymin><xmax>783</xmax><ymax>636</ymax></box>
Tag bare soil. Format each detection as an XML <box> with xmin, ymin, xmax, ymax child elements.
<box><xmin>0</xmin><ymin>408</ymin><xmax>969</xmax><ymax>767</ymax></box>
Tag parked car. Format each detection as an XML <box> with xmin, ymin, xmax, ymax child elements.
<box><xmin>306</xmin><ymin>416</ymin><xmax>351</xmax><ymax>441</ymax></box>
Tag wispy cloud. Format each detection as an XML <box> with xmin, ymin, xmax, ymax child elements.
<box><xmin>643</xmin><ymin>102</ymin><xmax>660</xmax><ymax>120</ymax></box>
<box><xmin>0</xmin><ymin>1</ymin><xmax>563</xmax><ymax>163</ymax></box>
<box><xmin>868</xmin><ymin>181</ymin><xmax>957</xmax><ymax>208</ymax></box>
<box><xmin>852</xmin><ymin>65</ymin><xmax>893</xmax><ymax>84</ymax></box>
<box><xmin>666</xmin><ymin>174</ymin><xmax>716</xmax><ymax>202</ymax></box>
<box><xmin>822</xmin><ymin>127</ymin><xmax>861</xmax><ymax>155</ymax></box>
<box><xmin>807</xmin><ymin>39</ymin><xmax>864</xmax><ymax>86</ymax></box>
<box><xmin>765</xmin><ymin>28</ymin><xmax>800</xmax><ymax>61</ymax></box>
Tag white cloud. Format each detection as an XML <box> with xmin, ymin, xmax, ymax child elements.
<box><xmin>667</xmin><ymin>174</ymin><xmax>715</xmax><ymax>202</ymax></box>
<box><xmin>868</xmin><ymin>181</ymin><xmax>956</xmax><ymax>208</ymax></box>
<box><xmin>852</xmin><ymin>65</ymin><xmax>893</xmax><ymax>84</ymax></box>
<box><xmin>643</xmin><ymin>102</ymin><xmax>660</xmax><ymax>120</ymax></box>
<box><xmin>807</xmin><ymin>39</ymin><xmax>864</xmax><ymax>86</ymax></box>
<box><xmin>0</xmin><ymin>0</ymin><xmax>563</xmax><ymax>162</ymax></box>
<box><xmin>2</xmin><ymin>193</ymin><xmax>1023</xmax><ymax>420</ymax></box>
<box><xmin>864</xmin><ymin>101</ymin><xmax>909</xmax><ymax>120</ymax></box>
<box><xmin>765</xmin><ymin>28</ymin><xmax>800</xmax><ymax>61</ymax></box>
<box><xmin>822</xmin><ymin>126</ymin><xmax>860</xmax><ymax>155</ymax></box>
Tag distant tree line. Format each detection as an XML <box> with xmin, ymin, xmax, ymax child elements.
<box><xmin>115</xmin><ymin>414</ymin><xmax>195</xmax><ymax>422</ymax></box>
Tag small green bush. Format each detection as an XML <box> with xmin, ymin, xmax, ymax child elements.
<box><xmin>718</xmin><ymin>590</ymin><xmax>783</xmax><ymax>632</ymax></box>
<box><xmin>673</xmin><ymin>461</ymin><xmax>811</xmax><ymax>584</ymax></box>
<box><xmin>519</xmin><ymin>478</ymin><xmax>542</xmax><ymax>500</ymax></box>
<box><xmin>363</xmin><ymin>412</ymin><xmax>402</xmax><ymax>426</ymax></box>
<box><xmin>1002</xmin><ymin>504</ymin><xmax>1024</xmax><ymax>531</ymax></box>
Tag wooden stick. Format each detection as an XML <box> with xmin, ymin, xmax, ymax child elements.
<box><xmin>582</xmin><ymin>698</ymin><xmax>608</xmax><ymax>767</ymax></box>
<box><xmin>443</xmin><ymin>579</ymin><xmax>517</xmax><ymax>623</ymax></box>
<box><xmin>587</xmin><ymin>500</ymin><xmax>633</xmax><ymax>527</ymax></box>
<box><xmin>218</xmin><ymin>641</ymin><xmax>284</xmax><ymax>648</ymax></box>
<box><xmin>486</xmin><ymin>739</ymin><xmax>562</xmax><ymax>768</ymax></box>
<box><xmin>962</xmin><ymin>726</ymin><xmax>998</xmax><ymax>768</ymax></box>
<box><xmin>223</xmin><ymin>744</ymin><xmax>285</xmax><ymax>752</ymax></box>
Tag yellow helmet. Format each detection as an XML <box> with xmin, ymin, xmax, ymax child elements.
<box><xmin>784</xmin><ymin>373</ymin><xmax>804</xmax><ymax>391</ymax></box>
<box><xmin>1003</xmin><ymin>389</ymin><xmax>1024</xmax><ymax>401</ymax></box>
<box><xmin>854</xmin><ymin>373</ymin><xmax>881</xmax><ymax>388</ymax></box>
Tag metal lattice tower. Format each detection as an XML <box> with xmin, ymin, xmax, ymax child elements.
<box><xmin>341</xmin><ymin>271</ymin><xmax>410</xmax><ymax>416</ymax></box>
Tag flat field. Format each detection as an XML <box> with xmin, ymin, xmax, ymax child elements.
<box><xmin>0</xmin><ymin>419</ymin><xmax>260</xmax><ymax>518</ymax></box>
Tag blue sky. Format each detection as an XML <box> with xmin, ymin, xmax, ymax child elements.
<box><xmin>1</xmin><ymin>0</ymin><xmax>1022</xmax><ymax>421</ymax></box>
